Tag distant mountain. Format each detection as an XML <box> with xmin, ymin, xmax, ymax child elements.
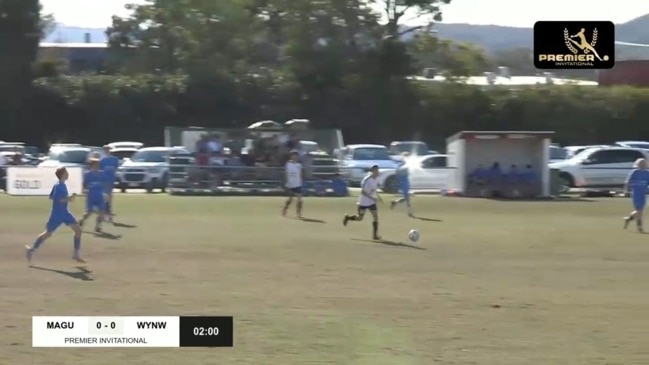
<box><xmin>45</xmin><ymin>14</ymin><xmax>649</xmax><ymax>59</ymax></box>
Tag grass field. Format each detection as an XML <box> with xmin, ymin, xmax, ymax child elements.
<box><xmin>0</xmin><ymin>193</ymin><xmax>648</xmax><ymax>365</ymax></box>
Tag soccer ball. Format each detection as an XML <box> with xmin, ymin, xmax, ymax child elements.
<box><xmin>408</xmin><ymin>229</ymin><xmax>420</xmax><ymax>242</ymax></box>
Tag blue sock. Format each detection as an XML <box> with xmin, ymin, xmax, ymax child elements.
<box><xmin>73</xmin><ymin>236</ymin><xmax>81</xmax><ymax>251</ymax></box>
<box><xmin>32</xmin><ymin>237</ymin><xmax>45</xmax><ymax>250</ymax></box>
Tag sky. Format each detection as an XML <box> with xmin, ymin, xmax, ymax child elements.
<box><xmin>41</xmin><ymin>0</ymin><xmax>649</xmax><ymax>29</ymax></box>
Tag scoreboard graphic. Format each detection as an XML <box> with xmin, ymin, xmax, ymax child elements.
<box><xmin>32</xmin><ymin>316</ymin><xmax>233</xmax><ymax>347</ymax></box>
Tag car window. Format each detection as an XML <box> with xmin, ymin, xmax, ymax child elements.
<box><xmin>549</xmin><ymin>146</ymin><xmax>567</xmax><ymax>160</ymax></box>
<box><xmin>421</xmin><ymin>156</ymin><xmax>446</xmax><ymax>168</ymax></box>
<box><xmin>614</xmin><ymin>150</ymin><xmax>644</xmax><ymax>163</ymax></box>
<box><xmin>130</xmin><ymin>150</ymin><xmax>167</xmax><ymax>163</ymax></box>
<box><xmin>351</xmin><ymin>148</ymin><xmax>390</xmax><ymax>160</ymax></box>
<box><xmin>48</xmin><ymin>150</ymin><xmax>89</xmax><ymax>163</ymax></box>
<box><xmin>587</xmin><ymin>150</ymin><xmax>642</xmax><ymax>164</ymax></box>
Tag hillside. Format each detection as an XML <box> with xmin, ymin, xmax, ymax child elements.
<box><xmin>44</xmin><ymin>14</ymin><xmax>649</xmax><ymax>59</ymax></box>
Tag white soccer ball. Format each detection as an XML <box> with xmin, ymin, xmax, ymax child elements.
<box><xmin>408</xmin><ymin>229</ymin><xmax>420</xmax><ymax>242</ymax></box>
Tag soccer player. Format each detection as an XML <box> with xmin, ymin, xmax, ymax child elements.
<box><xmin>79</xmin><ymin>159</ymin><xmax>107</xmax><ymax>232</ymax></box>
<box><xmin>99</xmin><ymin>146</ymin><xmax>120</xmax><ymax>222</ymax></box>
<box><xmin>25</xmin><ymin>167</ymin><xmax>85</xmax><ymax>263</ymax></box>
<box><xmin>623</xmin><ymin>158</ymin><xmax>649</xmax><ymax>232</ymax></box>
<box><xmin>390</xmin><ymin>152</ymin><xmax>413</xmax><ymax>216</ymax></box>
<box><xmin>343</xmin><ymin>165</ymin><xmax>382</xmax><ymax>240</ymax></box>
<box><xmin>282</xmin><ymin>150</ymin><xmax>304</xmax><ymax>218</ymax></box>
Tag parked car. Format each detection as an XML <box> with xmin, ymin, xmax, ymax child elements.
<box><xmin>549</xmin><ymin>145</ymin><xmax>568</xmax><ymax>162</ymax></box>
<box><xmin>564</xmin><ymin>145</ymin><xmax>610</xmax><ymax>159</ymax></box>
<box><xmin>38</xmin><ymin>147</ymin><xmax>92</xmax><ymax>168</ymax></box>
<box><xmin>614</xmin><ymin>141</ymin><xmax>649</xmax><ymax>150</ymax></box>
<box><xmin>549</xmin><ymin>146</ymin><xmax>648</xmax><ymax>189</ymax></box>
<box><xmin>388</xmin><ymin>141</ymin><xmax>436</xmax><ymax>161</ymax></box>
<box><xmin>338</xmin><ymin>144</ymin><xmax>400</xmax><ymax>185</ymax></box>
<box><xmin>117</xmin><ymin>147</ymin><xmax>187</xmax><ymax>193</ymax></box>
<box><xmin>378</xmin><ymin>154</ymin><xmax>450</xmax><ymax>193</ymax></box>
<box><xmin>107</xmin><ymin>141</ymin><xmax>144</xmax><ymax>150</ymax></box>
<box><xmin>110</xmin><ymin>147</ymin><xmax>140</xmax><ymax>164</ymax></box>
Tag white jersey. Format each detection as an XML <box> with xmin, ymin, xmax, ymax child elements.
<box><xmin>358</xmin><ymin>175</ymin><xmax>379</xmax><ymax>206</ymax></box>
<box><xmin>285</xmin><ymin>161</ymin><xmax>303</xmax><ymax>188</ymax></box>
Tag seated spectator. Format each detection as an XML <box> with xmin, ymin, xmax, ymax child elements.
<box><xmin>506</xmin><ymin>164</ymin><xmax>521</xmax><ymax>197</ymax></box>
<box><xmin>520</xmin><ymin>165</ymin><xmax>538</xmax><ymax>196</ymax></box>
<box><xmin>469</xmin><ymin>164</ymin><xmax>487</xmax><ymax>183</ymax></box>
<box><xmin>486</xmin><ymin>162</ymin><xmax>503</xmax><ymax>197</ymax></box>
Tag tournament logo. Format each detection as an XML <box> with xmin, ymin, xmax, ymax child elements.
<box><xmin>534</xmin><ymin>21</ymin><xmax>615</xmax><ymax>69</ymax></box>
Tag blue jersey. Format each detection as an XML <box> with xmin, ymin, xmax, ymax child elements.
<box><xmin>627</xmin><ymin>169</ymin><xmax>649</xmax><ymax>198</ymax></box>
<box><xmin>99</xmin><ymin>156</ymin><xmax>120</xmax><ymax>182</ymax></box>
<box><xmin>84</xmin><ymin>170</ymin><xmax>107</xmax><ymax>200</ymax></box>
<box><xmin>395</xmin><ymin>165</ymin><xmax>410</xmax><ymax>187</ymax></box>
<box><xmin>49</xmin><ymin>182</ymin><xmax>69</xmax><ymax>216</ymax></box>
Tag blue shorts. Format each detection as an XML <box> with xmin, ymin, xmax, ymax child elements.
<box><xmin>632</xmin><ymin>196</ymin><xmax>646</xmax><ymax>211</ymax></box>
<box><xmin>399</xmin><ymin>184</ymin><xmax>410</xmax><ymax>196</ymax></box>
<box><xmin>86</xmin><ymin>197</ymin><xmax>106</xmax><ymax>212</ymax></box>
<box><xmin>103</xmin><ymin>182</ymin><xmax>114</xmax><ymax>195</ymax></box>
<box><xmin>46</xmin><ymin>213</ymin><xmax>77</xmax><ymax>232</ymax></box>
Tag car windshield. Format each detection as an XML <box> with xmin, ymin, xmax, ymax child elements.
<box><xmin>390</xmin><ymin>143</ymin><xmax>428</xmax><ymax>156</ymax></box>
<box><xmin>352</xmin><ymin>147</ymin><xmax>390</xmax><ymax>160</ymax></box>
<box><xmin>624</xmin><ymin>142</ymin><xmax>649</xmax><ymax>149</ymax></box>
<box><xmin>569</xmin><ymin>148</ymin><xmax>598</xmax><ymax>160</ymax></box>
<box><xmin>48</xmin><ymin>150</ymin><xmax>89</xmax><ymax>163</ymax></box>
<box><xmin>130</xmin><ymin>150</ymin><xmax>167</xmax><ymax>162</ymax></box>
<box><xmin>549</xmin><ymin>146</ymin><xmax>567</xmax><ymax>160</ymax></box>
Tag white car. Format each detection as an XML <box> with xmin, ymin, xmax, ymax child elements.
<box><xmin>614</xmin><ymin>140</ymin><xmax>649</xmax><ymax>150</ymax></box>
<box><xmin>107</xmin><ymin>141</ymin><xmax>144</xmax><ymax>150</ymax></box>
<box><xmin>339</xmin><ymin>144</ymin><xmax>400</xmax><ymax>185</ymax></box>
<box><xmin>117</xmin><ymin>147</ymin><xmax>186</xmax><ymax>193</ymax></box>
<box><xmin>378</xmin><ymin>154</ymin><xmax>450</xmax><ymax>193</ymax></box>
<box><xmin>564</xmin><ymin>145</ymin><xmax>610</xmax><ymax>159</ymax></box>
<box><xmin>549</xmin><ymin>146</ymin><xmax>648</xmax><ymax>189</ymax></box>
<box><xmin>39</xmin><ymin>147</ymin><xmax>92</xmax><ymax>168</ymax></box>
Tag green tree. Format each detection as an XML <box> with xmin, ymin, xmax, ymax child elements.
<box><xmin>366</xmin><ymin>0</ymin><xmax>451</xmax><ymax>38</ymax></box>
<box><xmin>410</xmin><ymin>35</ymin><xmax>490</xmax><ymax>78</ymax></box>
<box><xmin>0</xmin><ymin>0</ymin><xmax>48</xmax><ymax>137</ymax></box>
<box><xmin>106</xmin><ymin>0</ymin><xmax>254</xmax><ymax>74</ymax></box>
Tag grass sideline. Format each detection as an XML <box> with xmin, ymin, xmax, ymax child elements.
<box><xmin>0</xmin><ymin>194</ymin><xmax>647</xmax><ymax>364</ymax></box>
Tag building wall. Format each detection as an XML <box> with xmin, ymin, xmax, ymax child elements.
<box><xmin>38</xmin><ymin>45</ymin><xmax>108</xmax><ymax>74</ymax></box>
<box><xmin>598</xmin><ymin>60</ymin><xmax>649</xmax><ymax>87</ymax></box>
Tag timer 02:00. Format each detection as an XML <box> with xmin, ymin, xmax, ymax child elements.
<box><xmin>193</xmin><ymin>327</ymin><xmax>219</xmax><ymax>336</ymax></box>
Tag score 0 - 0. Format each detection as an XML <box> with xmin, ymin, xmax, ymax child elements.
<box><xmin>88</xmin><ymin>317</ymin><xmax>124</xmax><ymax>335</ymax></box>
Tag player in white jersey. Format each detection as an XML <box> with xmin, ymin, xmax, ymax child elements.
<box><xmin>343</xmin><ymin>165</ymin><xmax>382</xmax><ymax>240</ymax></box>
<box><xmin>282</xmin><ymin>151</ymin><xmax>304</xmax><ymax>217</ymax></box>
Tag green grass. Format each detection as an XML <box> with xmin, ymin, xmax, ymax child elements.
<box><xmin>0</xmin><ymin>194</ymin><xmax>648</xmax><ymax>365</ymax></box>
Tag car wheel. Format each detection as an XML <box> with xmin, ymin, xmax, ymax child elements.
<box><xmin>161</xmin><ymin>173</ymin><xmax>169</xmax><ymax>193</ymax></box>
<box><xmin>382</xmin><ymin>175</ymin><xmax>399</xmax><ymax>194</ymax></box>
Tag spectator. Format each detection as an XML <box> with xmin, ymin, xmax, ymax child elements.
<box><xmin>506</xmin><ymin>164</ymin><xmax>521</xmax><ymax>197</ymax></box>
<box><xmin>521</xmin><ymin>164</ymin><xmax>538</xmax><ymax>196</ymax></box>
<box><xmin>468</xmin><ymin>164</ymin><xmax>487</xmax><ymax>196</ymax></box>
<box><xmin>487</xmin><ymin>162</ymin><xmax>503</xmax><ymax>197</ymax></box>
<box><xmin>207</xmin><ymin>135</ymin><xmax>222</xmax><ymax>155</ymax></box>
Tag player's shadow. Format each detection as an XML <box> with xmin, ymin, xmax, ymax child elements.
<box><xmin>86</xmin><ymin>231</ymin><xmax>122</xmax><ymax>240</ymax></box>
<box><xmin>351</xmin><ymin>238</ymin><xmax>426</xmax><ymax>250</ymax></box>
<box><xmin>298</xmin><ymin>217</ymin><xmax>326</xmax><ymax>224</ymax></box>
<box><xmin>29</xmin><ymin>266</ymin><xmax>94</xmax><ymax>281</ymax></box>
<box><xmin>411</xmin><ymin>215</ymin><xmax>442</xmax><ymax>222</ymax></box>
<box><xmin>112</xmin><ymin>222</ymin><xmax>137</xmax><ymax>228</ymax></box>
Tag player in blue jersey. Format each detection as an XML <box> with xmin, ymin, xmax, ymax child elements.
<box><xmin>25</xmin><ymin>167</ymin><xmax>85</xmax><ymax>263</ymax></box>
<box><xmin>390</xmin><ymin>152</ymin><xmax>414</xmax><ymax>216</ymax></box>
<box><xmin>623</xmin><ymin>158</ymin><xmax>649</xmax><ymax>232</ymax></box>
<box><xmin>99</xmin><ymin>146</ymin><xmax>120</xmax><ymax>223</ymax></box>
<box><xmin>79</xmin><ymin>159</ymin><xmax>108</xmax><ymax>232</ymax></box>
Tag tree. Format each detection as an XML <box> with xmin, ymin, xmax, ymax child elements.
<box><xmin>0</xmin><ymin>0</ymin><xmax>48</xmax><ymax>137</ymax></box>
<box><xmin>106</xmin><ymin>0</ymin><xmax>255</xmax><ymax>74</ymax></box>
<box><xmin>410</xmin><ymin>34</ymin><xmax>490</xmax><ymax>78</ymax></box>
<box><xmin>366</xmin><ymin>0</ymin><xmax>451</xmax><ymax>38</ymax></box>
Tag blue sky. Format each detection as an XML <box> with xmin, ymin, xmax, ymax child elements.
<box><xmin>41</xmin><ymin>0</ymin><xmax>649</xmax><ymax>28</ymax></box>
